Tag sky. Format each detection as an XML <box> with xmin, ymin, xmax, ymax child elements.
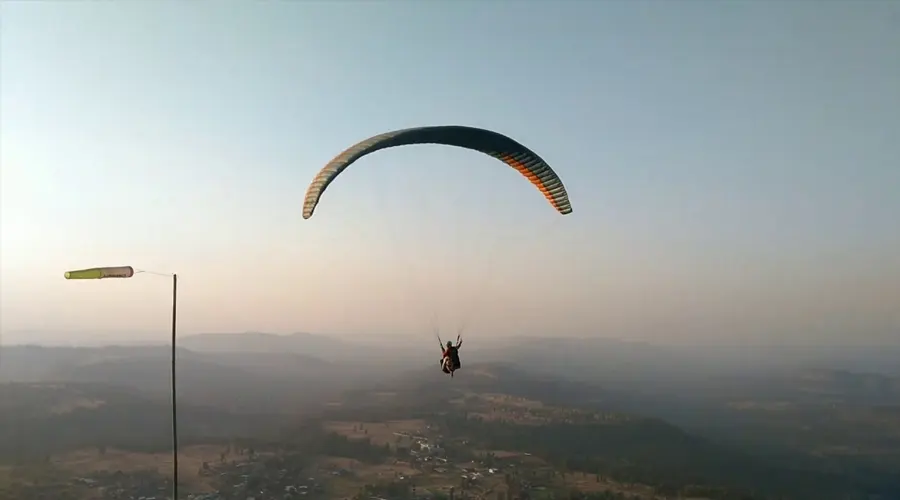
<box><xmin>1</xmin><ymin>1</ymin><xmax>898</xmax><ymax>347</ymax></box>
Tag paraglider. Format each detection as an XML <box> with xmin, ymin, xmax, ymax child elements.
<box><xmin>302</xmin><ymin>125</ymin><xmax>573</xmax><ymax>378</ymax></box>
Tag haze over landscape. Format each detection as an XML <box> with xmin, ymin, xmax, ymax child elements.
<box><xmin>1</xmin><ymin>2</ymin><xmax>899</xmax><ymax>500</ymax></box>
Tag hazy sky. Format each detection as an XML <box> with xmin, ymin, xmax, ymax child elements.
<box><xmin>1</xmin><ymin>2</ymin><xmax>898</xmax><ymax>346</ymax></box>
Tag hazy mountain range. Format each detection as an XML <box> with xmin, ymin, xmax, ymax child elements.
<box><xmin>2</xmin><ymin>332</ymin><xmax>898</xmax><ymax>418</ymax></box>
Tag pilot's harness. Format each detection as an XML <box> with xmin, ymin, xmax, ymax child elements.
<box><xmin>438</xmin><ymin>332</ymin><xmax>462</xmax><ymax>371</ymax></box>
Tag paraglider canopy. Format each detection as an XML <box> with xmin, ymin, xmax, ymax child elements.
<box><xmin>302</xmin><ymin>125</ymin><xmax>573</xmax><ymax>220</ymax></box>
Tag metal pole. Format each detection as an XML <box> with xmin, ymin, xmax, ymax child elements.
<box><xmin>171</xmin><ymin>273</ymin><xmax>178</xmax><ymax>500</ymax></box>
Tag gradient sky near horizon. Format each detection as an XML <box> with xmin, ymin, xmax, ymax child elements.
<box><xmin>1</xmin><ymin>1</ymin><xmax>898</xmax><ymax>346</ymax></box>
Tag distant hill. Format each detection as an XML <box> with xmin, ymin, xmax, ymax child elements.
<box><xmin>338</xmin><ymin>361</ymin><xmax>632</xmax><ymax>417</ymax></box>
<box><xmin>56</xmin><ymin>354</ymin><xmax>335</xmax><ymax>413</ymax></box>
<box><xmin>0</xmin><ymin>345</ymin><xmax>359</xmax><ymax>413</ymax></box>
<box><xmin>472</xmin><ymin>337</ymin><xmax>688</xmax><ymax>385</ymax></box>
<box><xmin>794</xmin><ymin>368</ymin><xmax>900</xmax><ymax>404</ymax></box>
<box><xmin>341</xmin><ymin>353</ymin><xmax>900</xmax><ymax>418</ymax></box>
<box><xmin>0</xmin><ymin>382</ymin><xmax>283</xmax><ymax>463</ymax></box>
<box><xmin>179</xmin><ymin>331</ymin><xmax>349</xmax><ymax>360</ymax></box>
<box><xmin>0</xmin><ymin>345</ymin><xmax>185</xmax><ymax>382</ymax></box>
<box><xmin>476</xmin><ymin>336</ymin><xmax>900</xmax><ymax>380</ymax></box>
<box><xmin>465</xmin><ymin>337</ymin><xmax>900</xmax><ymax>426</ymax></box>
